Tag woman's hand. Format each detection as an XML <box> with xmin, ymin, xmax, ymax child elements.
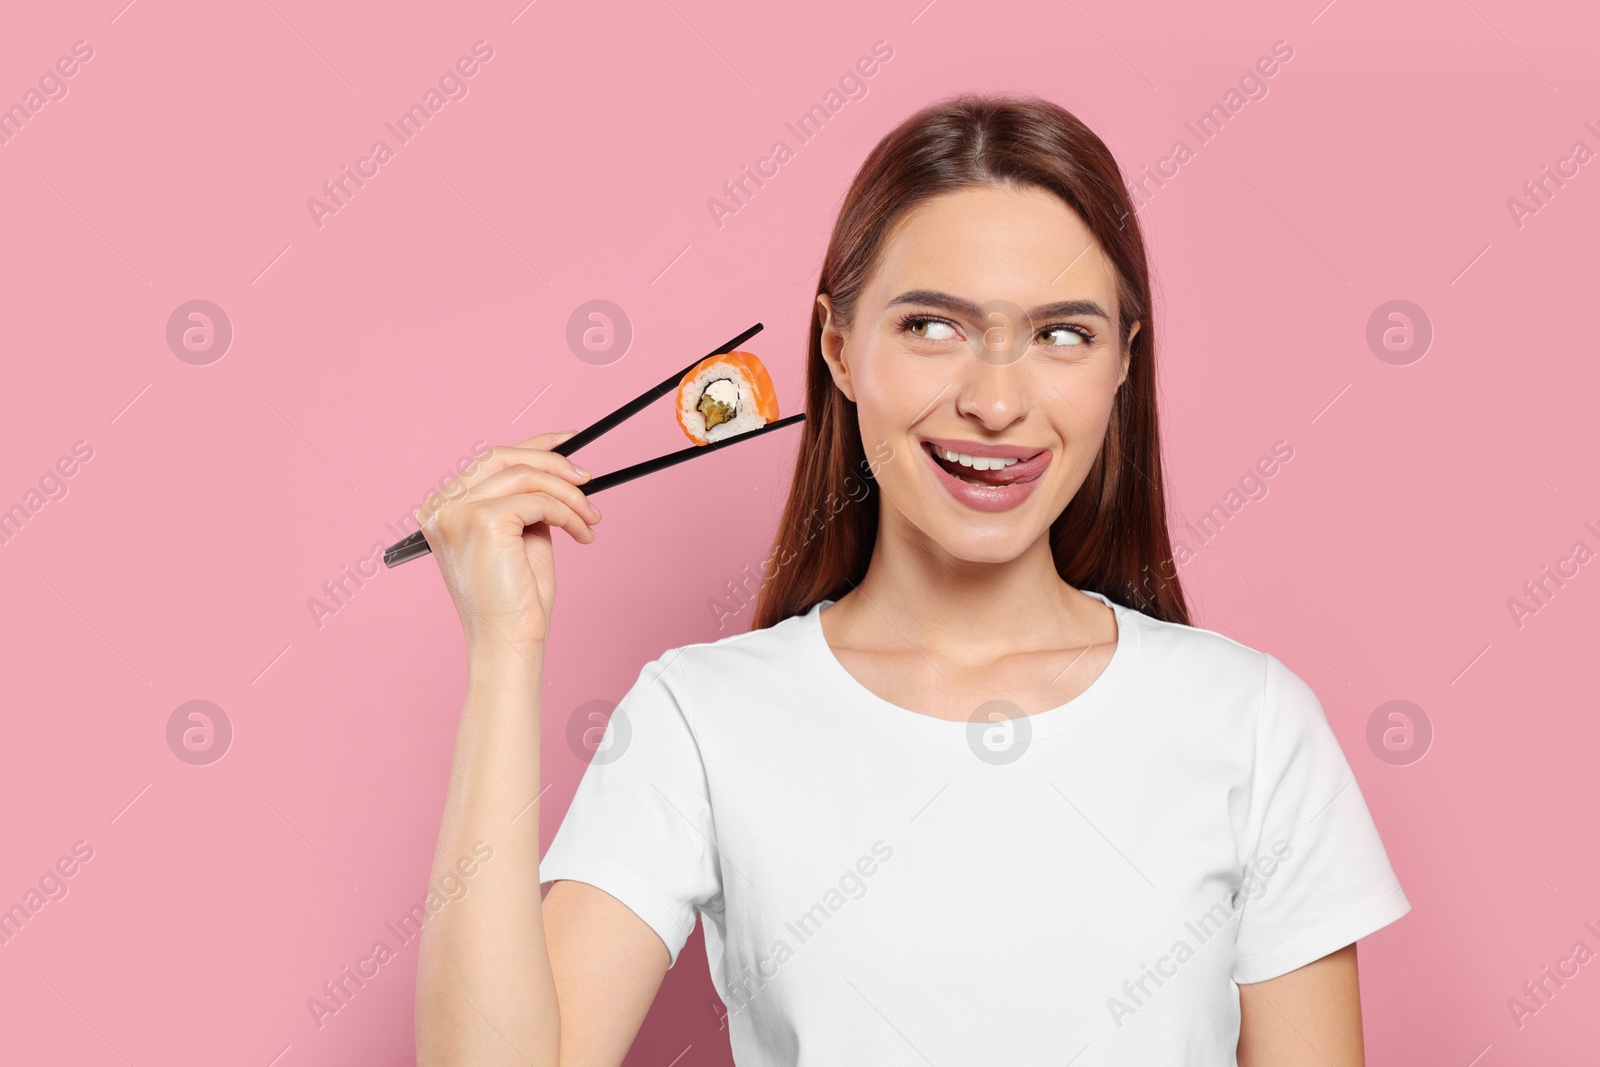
<box><xmin>418</xmin><ymin>429</ymin><xmax>602</xmax><ymax>660</ymax></box>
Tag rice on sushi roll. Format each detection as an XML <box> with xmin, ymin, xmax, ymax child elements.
<box><xmin>675</xmin><ymin>350</ymin><xmax>780</xmax><ymax>446</ymax></box>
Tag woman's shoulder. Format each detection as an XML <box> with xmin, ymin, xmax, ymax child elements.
<box><xmin>1118</xmin><ymin>598</ymin><xmax>1280</xmax><ymax>697</ymax></box>
<box><xmin>1120</xmin><ymin>599</ymin><xmax>1340</xmax><ymax>735</ymax></box>
<box><xmin>636</xmin><ymin>607</ymin><xmax>818</xmax><ymax>694</ymax></box>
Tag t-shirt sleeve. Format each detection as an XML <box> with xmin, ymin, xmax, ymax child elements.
<box><xmin>538</xmin><ymin>649</ymin><xmax>722</xmax><ymax>968</ymax></box>
<box><xmin>1231</xmin><ymin>652</ymin><xmax>1411</xmax><ymax>985</ymax></box>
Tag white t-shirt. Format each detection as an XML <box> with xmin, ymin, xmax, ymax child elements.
<box><xmin>539</xmin><ymin>590</ymin><xmax>1411</xmax><ymax>1065</ymax></box>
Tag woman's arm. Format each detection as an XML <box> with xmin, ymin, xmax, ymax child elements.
<box><xmin>408</xmin><ymin>433</ymin><xmax>670</xmax><ymax>1065</ymax></box>
<box><xmin>1236</xmin><ymin>943</ymin><xmax>1365</xmax><ymax>1066</ymax></box>
<box><xmin>414</xmin><ymin>647</ymin><xmax>670</xmax><ymax>1066</ymax></box>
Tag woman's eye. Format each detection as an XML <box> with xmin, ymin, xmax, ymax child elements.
<box><xmin>905</xmin><ymin>317</ymin><xmax>957</xmax><ymax>341</ymax></box>
<box><xmin>1039</xmin><ymin>325</ymin><xmax>1088</xmax><ymax>347</ymax></box>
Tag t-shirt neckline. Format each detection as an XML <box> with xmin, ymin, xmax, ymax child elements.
<box><xmin>801</xmin><ymin>589</ymin><xmax>1143</xmax><ymax>742</ymax></box>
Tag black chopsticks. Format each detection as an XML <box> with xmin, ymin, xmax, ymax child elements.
<box><xmin>549</xmin><ymin>322</ymin><xmax>764</xmax><ymax>457</ymax></box>
<box><xmin>383</xmin><ymin>322</ymin><xmax>804</xmax><ymax>567</ymax></box>
<box><xmin>578</xmin><ymin>412</ymin><xmax>805</xmax><ymax>494</ymax></box>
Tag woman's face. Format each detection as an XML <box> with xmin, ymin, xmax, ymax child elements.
<box><xmin>819</xmin><ymin>183</ymin><xmax>1139</xmax><ymax>564</ymax></box>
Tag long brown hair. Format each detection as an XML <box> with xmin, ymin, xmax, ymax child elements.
<box><xmin>750</xmin><ymin>93</ymin><xmax>1190</xmax><ymax>630</ymax></box>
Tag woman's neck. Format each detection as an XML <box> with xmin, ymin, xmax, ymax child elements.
<box><xmin>838</xmin><ymin>515</ymin><xmax>1108</xmax><ymax>657</ymax></box>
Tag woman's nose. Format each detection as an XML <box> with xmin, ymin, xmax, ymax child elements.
<box><xmin>953</xmin><ymin>350</ymin><xmax>1032</xmax><ymax>430</ymax></box>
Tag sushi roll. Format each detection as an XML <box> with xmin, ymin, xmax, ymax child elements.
<box><xmin>675</xmin><ymin>350</ymin><xmax>780</xmax><ymax>446</ymax></box>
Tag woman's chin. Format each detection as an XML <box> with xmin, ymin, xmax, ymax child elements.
<box><xmin>884</xmin><ymin>487</ymin><xmax>1066</xmax><ymax>565</ymax></box>
<box><xmin>917</xmin><ymin>520</ymin><xmax>1050</xmax><ymax>566</ymax></box>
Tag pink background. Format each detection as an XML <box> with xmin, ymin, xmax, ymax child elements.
<box><xmin>2</xmin><ymin>0</ymin><xmax>1598</xmax><ymax>1063</ymax></box>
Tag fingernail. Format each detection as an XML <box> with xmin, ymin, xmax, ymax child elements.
<box><xmin>572</xmin><ymin>464</ymin><xmax>589</xmax><ymax>478</ymax></box>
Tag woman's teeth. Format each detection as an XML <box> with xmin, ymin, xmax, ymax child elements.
<box><xmin>938</xmin><ymin>447</ymin><xmax>1020</xmax><ymax>471</ymax></box>
<box><xmin>930</xmin><ymin>445</ymin><xmax>1020</xmax><ymax>489</ymax></box>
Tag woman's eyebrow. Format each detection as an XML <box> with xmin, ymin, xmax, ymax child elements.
<box><xmin>886</xmin><ymin>289</ymin><xmax>1110</xmax><ymax>321</ymax></box>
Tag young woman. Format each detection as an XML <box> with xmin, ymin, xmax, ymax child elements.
<box><xmin>413</xmin><ymin>95</ymin><xmax>1410</xmax><ymax>1066</ymax></box>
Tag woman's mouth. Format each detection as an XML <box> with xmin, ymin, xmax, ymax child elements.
<box><xmin>920</xmin><ymin>439</ymin><xmax>1051</xmax><ymax>512</ymax></box>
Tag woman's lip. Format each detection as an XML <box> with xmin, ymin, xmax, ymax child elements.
<box><xmin>921</xmin><ymin>440</ymin><xmax>1052</xmax><ymax>486</ymax></box>
<box><xmin>921</xmin><ymin>442</ymin><xmax>1048</xmax><ymax>512</ymax></box>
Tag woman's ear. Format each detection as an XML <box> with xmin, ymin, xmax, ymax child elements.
<box><xmin>817</xmin><ymin>294</ymin><xmax>856</xmax><ymax>402</ymax></box>
<box><xmin>1117</xmin><ymin>319</ymin><xmax>1141</xmax><ymax>388</ymax></box>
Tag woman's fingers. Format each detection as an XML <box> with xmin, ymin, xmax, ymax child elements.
<box><xmin>428</xmin><ymin>467</ymin><xmax>599</xmax><ymax>545</ymax></box>
<box><xmin>415</xmin><ymin>433</ymin><xmax>597</xmax><ymax>659</ymax></box>
<box><xmin>512</xmin><ymin>428</ymin><xmax>581</xmax><ymax>451</ymax></box>
<box><xmin>461</xmin><ymin>464</ymin><xmax>600</xmax><ymax>521</ymax></box>
<box><xmin>426</xmin><ymin>487</ymin><xmax>595</xmax><ymax>550</ymax></box>
<box><xmin>472</xmin><ymin>445</ymin><xmax>593</xmax><ymax>488</ymax></box>
<box><xmin>483</xmin><ymin>490</ymin><xmax>596</xmax><ymax>545</ymax></box>
<box><xmin>422</xmin><ymin>443</ymin><xmax>592</xmax><ymax>522</ymax></box>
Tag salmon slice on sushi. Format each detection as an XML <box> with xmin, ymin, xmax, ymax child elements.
<box><xmin>676</xmin><ymin>350</ymin><xmax>781</xmax><ymax>445</ymax></box>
